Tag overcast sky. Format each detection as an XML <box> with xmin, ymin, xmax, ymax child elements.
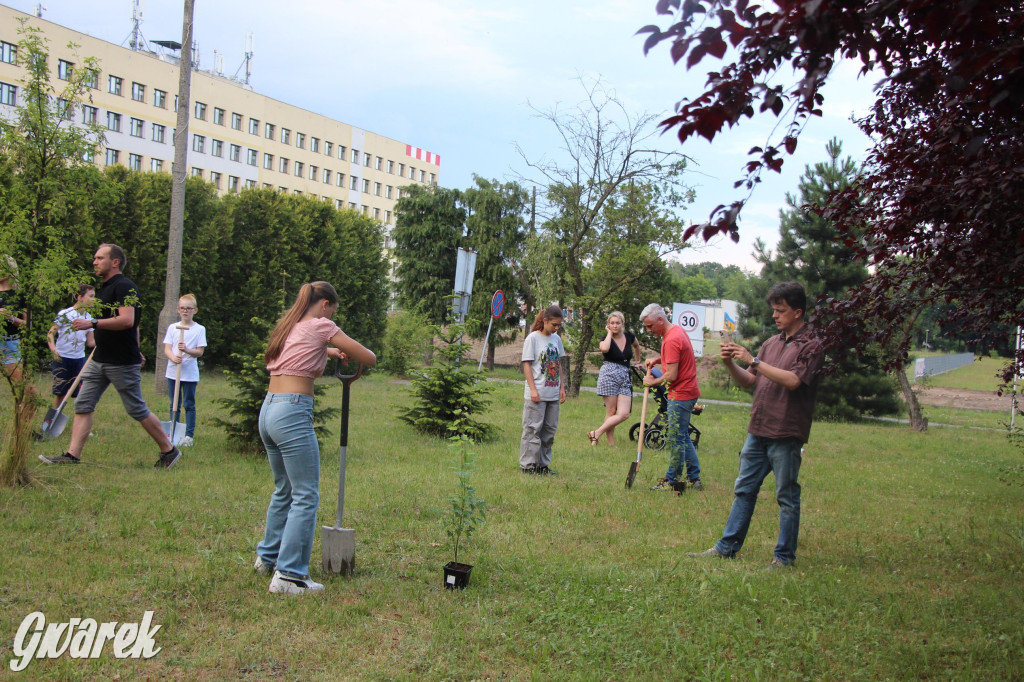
<box><xmin>5</xmin><ymin>0</ymin><xmax>878</xmax><ymax>272</ymax></box>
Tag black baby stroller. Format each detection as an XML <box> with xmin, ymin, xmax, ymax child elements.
<box><xmin>628</xmin><ymin>365</ymin><xmax>702</xmax><ymax>451</ymax></box>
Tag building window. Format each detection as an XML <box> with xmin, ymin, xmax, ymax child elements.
<box><xmin>265</xmin><ymin>122</ymin><xmax>275</xmax><ymax>139</ymax></box>
<box><xmin>296</xmin><ymin>133</ymin><xmax>305</xmax><ymax>149</ymax></box>
<box><xmin>231</xmin><ymin>113</ymin><xmax>242</xmax><ymax>130</ymax></box>
<box><xmin>194</xmin><ymin>102</ymin><xmax>207</xmax><ymax>120</ymax></box>
<box><xmin>105</xmin><ymin>149</ymin><xmax>120</xmax><ymax>165</ymax></box>
<box><xmin>386</xmin><ymin>210</ymin><xmax>392</xmax><ymax>223</ymax></box>
<box><xmin>349</xmin><ymin>202</ymin><xmax>357</xmax><ymax>210</ymax></box>
<box><xmin>211</xmin><ymin>139</ymin><xmax>223</xmax><ymax>157</ymax></box>
<box><xmin>129</xmin><ymin>117</ymin><xmax>143</xmax><ymax>137</ymax></box>
<box><xmin>387</xmin><ymin>160</ymin><xmax>394</xmax><ymax>174</ymax></box>
<box><xmin>131</xmin><ymin>82</ymin><xmax>145</xmax><ymax>101</ymax></box>
<box><xmin>373</xmin><ymin>182</ymin><xmax>381</xmax><ymax>196</ymax></box>
<box><xmin>399</xmin><ymin>163</ymin><xmax>405</xmax><ymax>176</ymax></box>
<box><xmin>228</xmin><ymin>175</ymin><xmax>239</xmax><ymax>193</ymax></box>
<box><xmin>245</xmin><ymin>179</ymin><xmax>257</xmax><ymax>189</ymax></box>
<box><xmin>83</xmin><ymin>149</ymin><xmax>95</xmax><ymax>163</ymax></box>
<box><xmin>419</xmin><ymin>170</ymin><xmax>426</xmax><ymax>183</ymax></box>
<box><xmin>213</xmin><ymin>107</ymin><xmax>225</xmax><ymax>125</ymax></box>
<box><xmin>363</xmin><ymin>206</ymin><xmax>370</xmax><ymax>216</ymax></box>
<box><xmin>153</xmin><ymin>89</ymin><xmax>166</xmax><ymax>108</ymax></box>
<box><xmin>279</xmin><ymin>157</ymin><xmax>289</xmax><ymax>173</ymax></box>
<box><xmin>385</xmin><ymin>185</ymin><xmax>393</xmax><ymax>199</ymax></box>
<box><xmin>128</xmin><ymin>153</ymin><xmax>142</xmax><ymax>171</ymax></box>
<box><xmin>81</xmin><ymin>105</ymin><xmax>98</xmax><ymax>124</ymax></box>
<box><xmin>351</xmin><ymin>148</ymin><xmax>359</xmax><ymax>163</ymax></box>
<box><xmin>151</xmin><ymin>124</ymin><xmax>165</xmax><ymax>143</ymax></box>
<box><xmin>56</xmin><ymin>98</ymin><xmax>72</xmax><ymax>120</ymax></box>
<box><xmin>230</xmin><ymin>144</ymin><xmax>241</xmax><ymax>162</ymax></box>
<box><xmin>210</xmin><ymin>172</ymin><xmax>222</xmax><ymax>189</ymax></box>
<box><xmin>246</xmin><ymin>148</ymin><xmax>258</xmax><ymax>166</ymax></box>
<box><xmin>350</xmin><ymin>176</ymin><xmax>358</xmax><ymax>190</ymax></box>
<box><xmin>193</xmin><ymin>135</ymin><xmax>206</xmax><ymax>153</ymax></box>
<box><xmin>108</xmin><ymin>76</ymin><xmax>122</xmax><ymax>95</ymax></box>
<box><xmin>309</xmin><ymin>165</ymin><xmax>318</xmax><ymax>180</ymax></box>
<box><xmin>106</xmin><ymin>112</ymin><xmax>121</xmax><ymax>132</ymax></box>
<box><xmin>281</xmin><ymin>128</ymin><xmax>290</xmax><ymax>145</ymax></box>
<box><xmin>375</xmin><ymin>156</ymin><xmax>383</xmax><ymax>170</ymax></box>
<box><xmin>0</xmin><ymin>81</ymin><xmax>16</xmax><ymax>106</ymax></box>
<box><xmin>174</xmin><ymin>95</ymin><xmax>178</xmax><ymax>112</ymax></box>
<box><xmin>263</xmin><ymin>153</ymin><xmax>274</xmax><ymax>170</ymax></box>
<box><xmin>409</xmin><ymin>166</ymin><xmax>416</xmax><ymax>179</ymax></box>
<box><xmin>294</xmin><ymin>161</ymin><xmax>304</xmax><ymax>177</ymax></box>
<box><xmin>0</xmin><ymin>41</ymin><xmax>16</xmax><ymax>65</ymax></box>
<box><xmin>83</xmin><ymin>69</ymin><xmax>98</xmax><ymax>89</ymax></box>
<box><xmin>311</xmin><ymin>137</ymin><xmax>320</xmax><ymax>153</ymax></box>
<box><xmin>191</xmin><ymin>167</ymin><xmax>203</xmax><ymax>178</ymax></box>
<box><xmin>151</xmin><ymin>158</ymin><xmax>163</xmax><ymax>173</ymax></box>
<box><xmin>429</xmin><ymin>173</ymin><xmax>436</xmax><ymax>185</ymax></box>
<box><xmin>248</xmin><ymin>118</ymin><xmax>259</xmax><ymax>135</ymax></box>
<box><xmin>338</xmin><ymin>145</ymin><xmax>346</xmax><ymax>160</ymax></box>
<box><xmin>325</xmin><ymin>141</ymin><xmax>333</xmax><ymax>157</ymax></box>
<box><xmin>374</xmin><ymin>207</ymin><xmax>381</xmax><ymax>220</ymax></box>
<box><xmin>364</xmin><ymin>153</ymin><xmax>371</xmax><ymax>167</ymax></box>
<box><xmin>362</xmin><ymin>178</ymin><xmax>370</xmax><ymax>193</ymax></box>
<box><xmin>336</xmin><ymin>199</ymin><xmax>343</xmax><ymax>209</ymax></box>
<box><xmin>336</xmin><ymin>173</ymin><xmax>344</xmax><ymax>187</ymax></box>
<box><xmin>58</xmin><ymin>59</ymin><xmax>74</xmax><ymax>80</ymax></box>
<box><xmin>323</xmin><ymin>168</ymin><xmax>331</xmax><ymax>184</ymax></box>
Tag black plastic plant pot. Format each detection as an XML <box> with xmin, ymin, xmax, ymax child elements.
<box><xmin>443</xmin><ymin>561</ymin><xmax>473</xmax><ymax>590</ymax></box>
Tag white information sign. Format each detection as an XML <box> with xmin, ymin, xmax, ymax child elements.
<box><xmin>672</xmin><ymin>302</ymin><xmax>707</xmax><ymax>358</ymax></box>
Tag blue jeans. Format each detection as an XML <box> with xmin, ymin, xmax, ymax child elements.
<box><xmin>166</xmin><ymin>379</ymin><xmax>197</xmax><ymax>438</ymax></box>
<box><xmin>715</xmin><ymin>434</ymin><xmax>803</xmax><ymax>564</ymax></box>
<box><xmin>665</xmin><ymin>398</ymin><xmax>700</xmax><ymax>482</ymax></box>
<box><xmin>256</xmin><ymin>393</ymin><xmax>320</xmax><ymax>579</ymax></box>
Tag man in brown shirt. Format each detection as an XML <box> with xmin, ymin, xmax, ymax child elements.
<box><xmin>689</xmin><ymin>281</ymin><xmax>823</xmax><ymax>568</ymax></box>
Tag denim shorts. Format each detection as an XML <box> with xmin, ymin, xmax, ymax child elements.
<box><xmin>52</xmin><ymin>356</ymin><xmax>88</xmax><ymax>396</ymax></box>
<box><xmin>0</xmin><ymin>337</ymin><xmax>21</xmax><ymax>365</ymax></box>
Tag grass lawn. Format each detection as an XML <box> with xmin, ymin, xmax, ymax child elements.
<box><xmin>2</xmin><ymin>372</ymin><xmax>1022</xmax><ymax>679</ymax></box>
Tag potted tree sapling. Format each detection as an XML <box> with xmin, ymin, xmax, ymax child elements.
<box><xmin>443</xmin><ymin>428</ymin><xmax>486</xmax><ymax>589</ymax></box>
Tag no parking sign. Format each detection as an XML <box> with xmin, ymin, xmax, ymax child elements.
<box><xmin>672</xmin><ymin>303</ymin><xmax>707</xmax><ymax>357</ymax></box>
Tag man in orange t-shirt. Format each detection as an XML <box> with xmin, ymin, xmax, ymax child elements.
<box><xmin>640</xmin><ymin>303</ymin><xmax>702</xmax><ymax>490</ymax></box>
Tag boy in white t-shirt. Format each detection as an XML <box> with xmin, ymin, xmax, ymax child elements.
<box><xmin>163</xmin><ymin>293</ymin><xmax>208</xmax><ymax>447</ymax></box>
<box><xmin>46</xmin><ymin>284</ymin><xmax>96</xmax><ymax>408</ymax></box>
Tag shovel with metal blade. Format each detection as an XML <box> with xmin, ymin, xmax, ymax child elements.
<box><xmin>39</xmin><ymin>349</ymin><xmax>96</xmax><ymax>439</ymax></box>
<box><xmin>625</xmin><ymin>386</ymin><xmax>651</xmax><ymax>489</ymax></box>
<box><xmin>322</xmin><ymin>358</ymin><xmax>363</xmax><ymax>575</ymax></box>
<box><xmin>160</xmin><ymin>325</ymin><xmax>187</xmax><ymax>447</ymax></box>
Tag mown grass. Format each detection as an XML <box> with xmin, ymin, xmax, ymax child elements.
<box><xmin>1</xmin><ymin>371</ymin><xmax>1022</xmax><ymax>680</ymax></box>
<box><xmin>920</xmin><ymin>355</ymin><xmax>1016</xmax><ymax>392</ymax></box>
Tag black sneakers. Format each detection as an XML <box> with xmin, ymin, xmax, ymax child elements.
<box><xmin>38</xmin><ymin>453</ymin><xmax>80</xmax><ymax>465</ymax></box>
<box><xmin>536</xmin><ymin>466</ymin><xmax>558</xmax><ymax>476</ymax></box>
<box><xmin>154</xmin><ymin>447</ymin><xmax>182</xmax><ymax>469</ymax></box>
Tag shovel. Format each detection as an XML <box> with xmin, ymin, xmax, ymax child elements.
<box><xmin>322</xmin><ymin>358</ymin><xmax>363</xmax><ymax>575</ymax></box>
<box><xmin>39</xmin><ymin>349</ymin><xmax>96</xmax><ymax>439</ymax></box>
<box><xmin>160</xmin><ymin>326</ymin><xmax>187</xmax><ymax>447</ymax></box>
<box><xmin>625</xmin><ymin>385</ymin><xmax>651</xmax><ymax>489</ymax></box>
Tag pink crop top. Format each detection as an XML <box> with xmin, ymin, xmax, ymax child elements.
<box><xmin>267</xmin><ymin>317</ymin><xmax>341</xmax><ymax>378</ymax></box>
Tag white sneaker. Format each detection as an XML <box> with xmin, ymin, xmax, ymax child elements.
<box><xmin>269</xmin><ymin>570</ymin><xmax>324</xmax><ymax>594</ymax></box>
<box><xmin>254</xmin><ymin>556</ymin><xmax>273</xmax><ymax>576</ymax></box>
<box><xmin>179</xmin><ymin>436</ymin><xmax>194</xmax><ymax>447</ymax></box>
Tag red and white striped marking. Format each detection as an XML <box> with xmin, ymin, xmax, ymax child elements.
<box><xmin>405</xmin><ymin>145</ymin><xmax>441</xmax><ymax>166</ymax></box>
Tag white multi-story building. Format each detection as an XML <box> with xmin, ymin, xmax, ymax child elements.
<box><xmin>0</xmin><ymin>4</ymin><xmax>440</xmax><ymax>247</ymax></box>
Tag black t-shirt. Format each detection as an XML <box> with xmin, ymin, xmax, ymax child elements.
<box><xmin>0</xmin><ymin>288</ymin><xmax>26</xmax><ymax>337</ymax></box>
<box><xmin>94</xmin><ymin>273</ymin><xmax>142</xmax><ymax>365</ymax></box>
<box><xmin>602</xmin><ymin>331</ymin><xmax>636</xmax><ymax>367</ymax></box>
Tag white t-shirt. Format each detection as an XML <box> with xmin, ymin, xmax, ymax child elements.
<box><xmin>522</xmin><ymin>330</ymin><xmax>565</xmax><ymax>402</ymax></box>
<box><xmin>163</xmin><ymin>323</ymin><xmax>208</xmax><ymax>382</ymax></box>
<box><xmin>53</xmin><ymin>306</ymin><xmax>92</xmax><ymax>359</ymax></box>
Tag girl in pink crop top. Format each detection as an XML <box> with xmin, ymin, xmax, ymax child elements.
<box><xmin>267</xmin><ymin>317</ymin><xmax>341</xmax><ymax>378</ymax></box>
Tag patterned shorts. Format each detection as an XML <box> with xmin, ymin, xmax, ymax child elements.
<box><xmin>597</xmin><ymin>362</ymin><xmax>632</xmax><ymax>397</ymax></box>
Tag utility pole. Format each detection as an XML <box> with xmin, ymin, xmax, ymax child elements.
<box><xmin>155</xmin><ymin>0</ymin><xmax>194</xmax><ymax>394</ymax></box>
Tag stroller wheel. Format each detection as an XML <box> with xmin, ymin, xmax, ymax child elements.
<box><xmin>629</xmin><ymin>423</ymin><xmax>642</xmax><ymax>443</ymax></box>
<box><xmin>645</xmin><ymin>428</ymin><xmax>666</xmax><ymax>450</ymax></box>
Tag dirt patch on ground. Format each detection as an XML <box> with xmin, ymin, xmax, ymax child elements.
<box><xmin>915</xmin><ymin>386</ymin><xmax>1014</xmax><ymax>412</ymax></box>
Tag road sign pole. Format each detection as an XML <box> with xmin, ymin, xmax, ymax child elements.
<box><xmin>478</xmin><ymin>316</ymin><xmax>495</xmax><ymax>371</ymax></box>
<box><xmin>477</xmin><ymin>290</ymin><xmax>505</xmax><ymax>372</ymax></box>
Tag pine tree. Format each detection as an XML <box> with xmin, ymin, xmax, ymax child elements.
<box><xmin>740</xmin><ymin>140</ymin><xmax>899</xmax><ymax>420</ymax></box>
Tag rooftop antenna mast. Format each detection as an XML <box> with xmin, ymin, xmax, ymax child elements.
<box><xmin>34</xmin><ymin>4</ymin><xmax>45</xmax><ymax>18</ymax></box>
<box><xmin>233</xmin><ymin>32</ymin><xmax>254</xmax><ymax>85</ymax></box>
<box><xmin>128</xmin><ymin>0</ymin><xmax>147</xmax><ymax>51</ymax></box>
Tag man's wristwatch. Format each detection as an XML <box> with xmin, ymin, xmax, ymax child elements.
<box><xmin>91</xmin><ymin>319</ymin><xmax>98</xmax><ymax>329</ymax></box>
<box><xmin>751</xmin><ymin>356</ymin><xmax>760</xmax><ymax>367</ymax></box>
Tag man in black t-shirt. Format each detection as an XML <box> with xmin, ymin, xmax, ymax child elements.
<box><xmin>40</xmin><ymin>244</ymin><xmax>182</xmax><ymax>469</ymax></box>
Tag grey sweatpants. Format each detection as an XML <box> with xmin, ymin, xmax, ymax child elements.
<box><xmin>520</xmin><ymin>399</ymin><xmax>559</xmax><ymax>468</ymax></box>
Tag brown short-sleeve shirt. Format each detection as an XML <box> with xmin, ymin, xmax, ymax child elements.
<box><xmin>747</xmin><ymin>325</ymin><xmax>823</xmax><ymax>443</ymax></box>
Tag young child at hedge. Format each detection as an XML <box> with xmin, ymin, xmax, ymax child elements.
<box><xmin>519</xmin><ymin>305</ymin><xmax>567</xmax><ymax>475</ymax></box>
<box><xmin>47</xmin><ymin>284</ymin><xmax>96</xmax><ymax>408</ymax></box>
<box><xmin>163</xmin><ymin>293</ymin><xmax>207</xmax><ymax>447</ymax></box>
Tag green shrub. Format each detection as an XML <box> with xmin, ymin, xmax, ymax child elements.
<box><xmin>380</xmin><ymin>309</ymin><xmax>433</xmax><ymax>376</ymax></box>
